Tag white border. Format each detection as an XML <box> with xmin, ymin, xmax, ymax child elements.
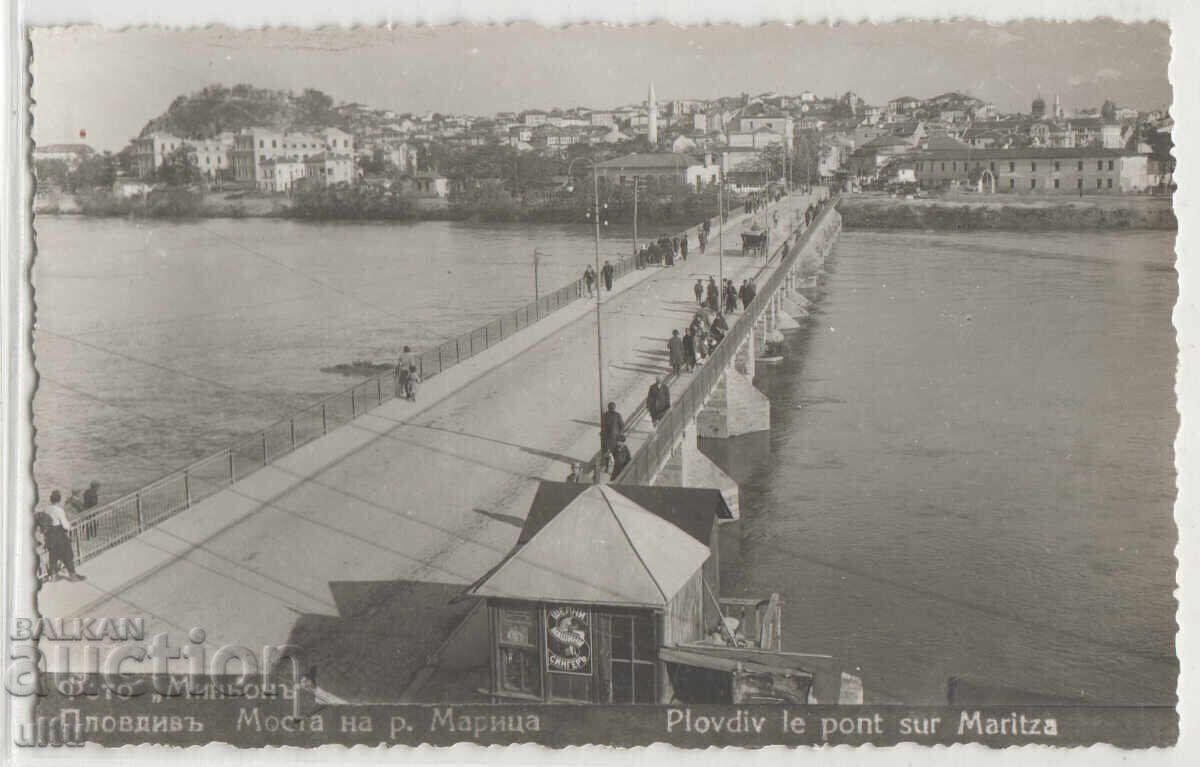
<box><xmin>4</xmin><ymin>1</ymin><xmax>1194</xmax><ymax>765</ymax></box>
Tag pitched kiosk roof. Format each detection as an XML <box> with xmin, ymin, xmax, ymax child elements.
<box><xmin>468</xmin><ymin>484</ymin><xmax>710</xmax><ymax>607</ymax></box>
<box><xmin>519</xmin><ymin>482</ymin><xmax>732</xmax><ymax>547</ymax></box>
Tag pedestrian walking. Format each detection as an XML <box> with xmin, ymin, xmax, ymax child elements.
<box><xmin>668</xmin><ymin>330</ymin><xmax>685</xmax><ymax>375</ymax></box>
<box><xmin>654</xmin><ymin>377</ymin><xmax>671</xmax><ymax>421</ymax></box>
<box><xmin>698</xmin><ymin>229</ymin><xmax>707</xmax><ymax>254</ymax></box>
<box><xmin>725</xmin><ymin>280</ymin><xmax>738</xmax><ymax>314</ymax></box>
<box><xmin>739</xmin><ymin>279</ymin><xmax>752</xmax><ymax>310</ymax></box>
<box><xmin>694</xmin><ymin>279</ymin><xmax>705</xmax><ymax>306</ymax></box>
<box><xmin>602</xmin><ymin>260</ymin><xmax>615</xmax><ymax>291</ymax></box>
<box><xmin>706</xmin><ymin>278</ymin><xmax>719</xmax><ymax>312</ymax></box>
<box><xmin>584</xmin><ymin>265</ymin><xmax>596</xmax><ymax>296</ymax></box>
<box><xmin>610</xmin><ymin>435</ymin><xmax>632</xmax><ymax>479</ymax></box>
<box><xmin>600</xmin><ymin>402</ymin><xmax>624</xmax><ymax>458</ymax></box>
<box><xmin>680</xmin><ymin>236</ymin><xmax>688</xmax><ymax>260</ymax></box>
<box><xmin>647</xmin><ymin>377</ymin><xmax>668</xmax><ymax>426</ymax></box>
<box><xmin>682</xmin><ymin>328</ymin><xmax>697</xmax><ymax>371</ymax></box>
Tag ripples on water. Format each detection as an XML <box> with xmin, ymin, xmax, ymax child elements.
<box><xmin>711</xmin><ymin>228</ymin><xmax>1178</xmax><ymax>705</ymax></box>
<box><xmin>33</xmin><ymin>216</ymin><xmax>638</xmax><ymax>499</ymax></box>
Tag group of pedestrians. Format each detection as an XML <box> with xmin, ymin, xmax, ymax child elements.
<box><xmin>582</xmin><ymin>261</ymin><xmax>616</xmax><ymax>297</ymax></box>
<box><xmin>694</xmin><ymin>276</ymin><xmax>756</xmax><ymax>314</ymax></box>
<box><xmin>638</xmin><ymin>234</ymin><xmax>688</xmax><ymax>268</ymax></box>
<box><xmin>395</xmin><ymin>346</ymin><xmax>421</xmax><ymax>402</ymax></box>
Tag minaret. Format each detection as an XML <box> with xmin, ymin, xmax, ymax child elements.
<box><xmin>647</xmin><ymin>82</ymin><xmax>658</xmax><ymax>146</ymax></box>
<box><xmin>1054</xmin><ymin>93</ymin><xmax>1062</xmax><ymax>119</ymax></box>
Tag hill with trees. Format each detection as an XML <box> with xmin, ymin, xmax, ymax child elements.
<box><xmin>139</xmin><ymin>84</ymin><xmax>349</xmax><ymax>139</ymax></box>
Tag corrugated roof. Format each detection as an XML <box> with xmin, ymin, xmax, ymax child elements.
<box><xmin>468</xmin><ymin>485</ymin><xmax>710</xmax><ymax>607</ymax></box>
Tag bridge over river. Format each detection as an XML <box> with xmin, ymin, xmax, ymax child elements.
<box><xmin>37</xmin><ymin>189</ymin><xmax>842</xmax><ymax>702</ymax></box>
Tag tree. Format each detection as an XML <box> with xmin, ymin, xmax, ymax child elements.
<box><xmin>69</xmin><ymin>153</ymin><xmax>117</xmax><ymax>191</ymax></box>
<box><xmin>791</xmin><ymin>130</ymin><xmax>822</xmax><ymax>185</ymax></box>
<box><xmin>34</xmin><ymin>159</ymin><xmax>70</xmax><ymax>191</ymax></box>
<box><xmin>1101</xmin><ymin>100</ymin><xmax>1118</xmax><ymax>121</ymax></box>
<box><xmin>156</xmin><ymin>146</ymin><xmax>201</xmax><ymax>186</ymax></box>
<box><xmin>297</xmin><ymin>88</ymin><xmax>336</xmax><ymax>126</ymax></box>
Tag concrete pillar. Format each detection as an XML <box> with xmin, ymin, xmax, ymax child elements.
<box><xmin>775</xmin><ymin>308</ymin><xmax>802</xmax><ymax>330</ymax></box>
<box><xmin>653</xmin><ymin>421</ymin><xmax>740</xmax><ymax>520</ymax></box>
<box><xmin>696</xmin><ymin>366</ymin><xmax>770</xmax><ymax>439</ymax></box>
<box><xmin>734</xmin><ymin>323</ymin><xmax>756</xmax><ymax>379</ymax></box>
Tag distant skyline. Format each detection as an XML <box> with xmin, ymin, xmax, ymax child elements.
<box><xmin>31</xmin><ymin>21</ymin><xmax>1171</xmax><ymax>152</ymax></box>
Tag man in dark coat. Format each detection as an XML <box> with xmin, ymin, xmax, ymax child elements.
<box><xmin>647</xmin><ymin>377</ymin><xmax>669</xmax><ymax>426</ymax></box>
<box><xmin>739</xmin><ymin>279</ymin><xmax>752</xmax><ymax>310</ymax></box>
<box><xmin>654</xmin><ymin>378</ymin><xmax>671</xmax><ymax>421</ymax></box>
<box><xmin>682</xmin><ymin>329</ymin><xmax>697</xmax><ymax>372</ymax></box>
<box><xmin>610</xmin><ymin>435</ymin><xmax>632</xmax><ymax>479</ymax></box>
<box><xmin>706</xmin><ymin>278</ymin><xmax>719</xmax><ymax>312</ymax></box>
<box><xmin>694</xmin><ymin>279</ymin><xmax>704</xmax><ymax>306</ymax></box>
<box><xmin>600</xmin><ymin>402</ymin><xmax>624</xmax><ymax>456</ymax></box>
<box><xmin>711</xmin><ymin>312</ymin><xmax>729</xmax><ymax>344</ymax></box>
<box><xmin>679</xmin><ymin>236</ymin><xmax>688</xmax><ymax>260</ymax></box>
<box><xmin>602</xmin><ymin>260</ymin><xmax>615</xmax><ymax>291</ymax></box>
<box><xmin>725</xmin><ymin>280</ymin><xmax>738</xmax><ymax>314</ymax></box>
<box><xmin>667</xmin><ymin>330</ymin><xmax>685</xmax><ymax>375</ymax></box>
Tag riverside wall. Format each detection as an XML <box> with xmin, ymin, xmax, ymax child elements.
<box><xmin>838</xmin><ymin>194</ymin><xmax>1177</xmax><ymax>231</ymax></box>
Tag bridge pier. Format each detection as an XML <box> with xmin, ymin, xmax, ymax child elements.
<box><xmin>653</xmin><ymin>421</ymin><xmax>740</xmax><ymax>520</ymax></box>
<box><xmin>696</xmin><ymin>364</ymin><xmax>770</xmax><ymax>440</ymax></box>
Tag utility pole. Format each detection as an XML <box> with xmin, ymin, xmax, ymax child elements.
<box><xmin>592</xmin><ymin>162</ymin><xmax>605</xmax><ymax>457</ymax></box>
<box><xmin>632</xmin><ymin>176</ymin><xmax>638</xmax><ymax>262</ymax></box>
<box><xmin>718</xmin><ymin>179</ymin><xmax>724</xmax><ymax>285</ymax></box>
<box><xmin>533</xmin><ymin>249</ymin><xmax>540</xmax><ymax>302</ymax></box>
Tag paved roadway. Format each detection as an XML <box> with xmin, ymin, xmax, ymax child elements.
<box><xmin>37</xmin><ymin>193</ymin><xmax>818</xmax><ymax>700</ymax></box>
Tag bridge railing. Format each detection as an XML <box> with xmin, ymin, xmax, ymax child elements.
<box><xmin>615</xmin><ymin>194</ymin><xmax>837</xmax><ymax>486</ymax></box>
<box><xmin>67</xmin><ymin>207</ymin><xmax>733</xmax><ymax>563</ymax></box>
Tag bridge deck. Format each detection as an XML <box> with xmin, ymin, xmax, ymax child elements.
<box><xmin>37</xmin><ymin>193</ymin><xmax>819</xmax><ymax>700</ymax></box>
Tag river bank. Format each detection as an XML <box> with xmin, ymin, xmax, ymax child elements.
<box><xmin>36</xmin><ymin>187</ymin><xmax>736</xmax><ymax>229</ymax></box>
<box><xmin>838</xmin><ymin>193</ymin><xmax>1177</xmax><ymax>231</ymax></box>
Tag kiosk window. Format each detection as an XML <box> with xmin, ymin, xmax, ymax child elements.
<box><xmin>609</xmin><ymin>614</ymin><xmax>657</xmax><ymax>704</ymax></box>
<box><xmin>498</xmin><ymin>608</ymin><xmax>540</xmax><ymax>695</ymax></box>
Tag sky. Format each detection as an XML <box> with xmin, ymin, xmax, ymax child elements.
<box><xmin>29</xmin><ymin>20</ymin><xmax>1172</xmax><ymax>152</ymax></box>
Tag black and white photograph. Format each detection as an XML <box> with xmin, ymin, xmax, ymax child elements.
<box><xmin>3</xmin><ymin>2</ymin><xmax>1192</xmax><ymax>758</ymax></box>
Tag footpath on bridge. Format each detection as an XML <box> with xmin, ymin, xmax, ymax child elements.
<box><xmin>38</xmin><ymin>192</ymin><xmax>821</xmax><ymax>700</ymax></box>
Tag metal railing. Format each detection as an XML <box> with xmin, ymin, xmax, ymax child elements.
<box><xmin>614</xmin><ymin>195</ymin><xmax>839</xmax><ymax>486</ymax></box>
<box><xmin>66</xmin><ymin>204</ymin><xmax>743</xmax><ymax>564</ymax></box>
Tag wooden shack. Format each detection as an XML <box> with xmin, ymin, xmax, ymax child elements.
<box><xmin>466</xmin><ymin>483</ymin><xmax>734</xmax><ymax>703</ymax></box>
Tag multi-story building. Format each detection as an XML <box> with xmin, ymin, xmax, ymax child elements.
<box><xmin>910</xmin><ymin>147</ymin><xmax>1152</xmax><ymax>194</ymax></box>
<box><xmin>234</xmin><ymin>129</ymin><xmax>356</xmax><ymax>186</ymax></box>
<box><xmin>132</xmin><ymin>132</ymin><xmax>186</xmax><ymax>178</ymax></box>
<box><xmin>727</xmin><ymin>126</ymin><xmax>786</xmax><ymax>151</ymax></box>
<box><xmin>192</xmin><ymin>133</ymin><xmax>236</xmax><ymax>181</ymax></box>
<box><xmin>258</xmin><ymin>157</ymin><xmax>307</xmax><ymax>193</ymax></box>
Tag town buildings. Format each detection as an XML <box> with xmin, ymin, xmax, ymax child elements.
<box><xmin>910</xmin><ymin>147</ymin><xmax>1153</xmax><ymax>194</ymax></box>
<box><xmin>594</xmin><ymin>152</ymin><xmax>722</xmax><ymax>191</ymax></box>
<box><xmin>33</xmin><ymin>142</ymin><xmax>94</xmax><ymax>169</ymax></box>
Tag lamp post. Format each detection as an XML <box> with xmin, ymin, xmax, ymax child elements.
<box><xmin>568</xmin><ymin>157</ymin><xmax>608</xmax><ymax>462</ymax></box>
<box><xmin>532</xmin><ymin>248</ymin><xmax>542</xmax><ymax>302</ymax></box>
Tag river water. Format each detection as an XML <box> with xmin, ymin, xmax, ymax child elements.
<box><xmin>33</xmin><ymin>216</ymin><xmax>1177</xmax><ymax>705</ymax></box>
<box><xmin>713</xmin><ymin>227</ymin><xmax>1178</xmax><ymax>705</ymax></box>
<box><xmin>32</xmin><ymin>215</ymin><xmax>637</xmax><ymax>500</ymax></box>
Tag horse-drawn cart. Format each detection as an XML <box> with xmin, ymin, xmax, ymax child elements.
<box><xmin>741</xmin><ymin>231</ymin><xmax>769</xmax><ymax>256</ymax></box>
